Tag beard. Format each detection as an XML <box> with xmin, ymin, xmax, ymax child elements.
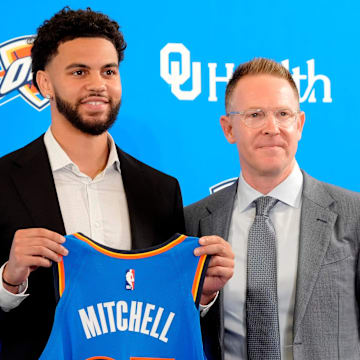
<box><xmin>55</xmin><ymin>92</ymin><xmax>121</xmax><ymax>136</ymax></box>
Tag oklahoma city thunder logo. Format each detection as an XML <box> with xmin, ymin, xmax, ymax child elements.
<box><xmin>0</xmin><ymin>35</ymin><xmax>49</xmax><ymax>111</ymax></box>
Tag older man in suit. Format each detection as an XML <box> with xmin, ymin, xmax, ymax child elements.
<box><xmin>185</xmin><ymin>58</ymin><xmax>360</xmax><ymax>360</ymax></box>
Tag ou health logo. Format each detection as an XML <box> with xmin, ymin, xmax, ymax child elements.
<box><xmin>160</xmin><ymin>43</ymin><xmax>332</xmax><ymax>104</ymax></box>
<box><xmin>0</xmin><ymin>35</ymin><xmax>49</xmax><ymax>111</ymax></box>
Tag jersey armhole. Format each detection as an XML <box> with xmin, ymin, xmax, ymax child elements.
<box><xmin>52</xmin><ymin>259</ymin><xmax>64</xmax><ymax>303</ymax></box>
<box><xmin>191</xmin><ymin>254</ymin><xmax>211</xmax><ymax>308</ymax></box>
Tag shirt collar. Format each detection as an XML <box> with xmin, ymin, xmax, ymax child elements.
<box><xmin>43</xmin><ymin>128</ymin><xmax>120</xmax><ymax>174</ymax></box>
<box><xmin>236</xmin><ymin>162</ymin><xmax>303</xmax><ymax>212</ymax></box>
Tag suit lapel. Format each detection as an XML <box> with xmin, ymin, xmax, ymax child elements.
<box><xmin>117</xmin><ymin>147</ymin><xmax>148</xmax><ymax>249</ymax></box>
<box><xmin>10</xmin><ymin>136</ymin><xmax>65</xmax><ymax>234</ymax></box>
<box><xmin>200</xmin><ymin>181</ymin><xmax>238</xmax><ymax>240</ymax></box>
<box><xmin>293</xmin><ymin>172</ymin><xmax>337</xmax><ymax>339</ymax></box>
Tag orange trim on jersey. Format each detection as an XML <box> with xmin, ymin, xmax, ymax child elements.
<box><xmin>0</xmin><ymin>70</ymin><xmax>5</xmax><ymax>77</ymax></box>
<box><xmin>73</xmin><ymin>233</ymin><xmax>186</xmax><ymax>259</ymax></box>
<box><xmin>86</xmin><ymin>357</ymin><xmax>116</xmax><ymax>360</ymax></box>
<box><xmin>191</xmin><ymin>254</ymin><xmax>207</xmax><ymax>302</ymax></box>
<box><xmin>58</xmin><ymin>259</ymin><xmax>65</xmax><ymax>297</ymax></box>
<box><xmin>130</xmin><ymin>358</ymin><xmax>175</xmax><ymax>360</ymax></box>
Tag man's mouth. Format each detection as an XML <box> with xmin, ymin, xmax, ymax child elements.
<box><xmin>79</xmin><ymin>97</ymin><xmax>110</xmax><ymax>112</ymax></box>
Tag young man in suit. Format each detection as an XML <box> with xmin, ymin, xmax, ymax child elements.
<box><xmin>0</xmin><ymin>8</ymin><xmax>234</xmax><ymax>359</ymax></box>
<box><xmin>185</xmin><ymin>58</ymin><xmax>360</xmax><ymax>360</ymax></box>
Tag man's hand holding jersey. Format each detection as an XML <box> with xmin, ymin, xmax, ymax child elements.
<box><xmin>2</xmin><ymin>228</ymin><xmax>67</xmax><ymax>293</ymax></box>
<box><xmin>194</xmin><ymin>236</ymin><xmax>234</xmax><ymax>305</ymax></box>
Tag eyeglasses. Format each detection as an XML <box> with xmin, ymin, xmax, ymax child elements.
<box><xmin>226</xmin><ymin>108</ymin><xmax>300</xmax><ymax>129</ymax></box>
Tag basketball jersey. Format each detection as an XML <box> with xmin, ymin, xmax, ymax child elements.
<box><xmin>39</xmin><ymin>233</ymin><xmax>209</xmax><ymax>360</ymax></box>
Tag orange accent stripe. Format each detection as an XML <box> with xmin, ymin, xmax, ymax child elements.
<box><xmin>73</xmin><ymin>233</ymin><xmax>186</xmax><ymax>259</ymax></box>
<box><xmin>0</xmin><ymin>70</ymin><xmax>5</xmax><ymax>77</ymax></box>
<box><xmin>14</xmin><ymin>46</ymin><xmax>31</xmax><ymax>58</ymax></box>
<box><xmin>23</xmin><ymin>83</ymin><xmax>39</xmax><ymax>94</ymax></box>
<box><xmin>5</xmin><ymin>44</ymin><xmax>32</xmax><ymax>62</ymax></box>
<box><xmin>130</xmin><ymin>358</ymin><xmax>175</xmax><ymax>360</ymax></box>
<box><xmin>191</xmin><ymin>254</ymin><xmax>207</xmax><ymax>301</ymax></box>
<box><xmin>86</xmin><ymin>357</ymin><xmax>116</xmax><ymax>360</ymax></box>
<box><xmin>29</xmin><ymin>83</ymin><xmax>39</xmax><ymax>94</ymax></box>
<box><xmin>58</xmin><ymin>259</ymin><xmax>65</xmax><ymax>297</ymax></box>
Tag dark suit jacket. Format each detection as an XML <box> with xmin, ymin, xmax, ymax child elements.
<box><xmin>0</xmin><ymin>135</ymin><xmax>184</xmax><ymax>360</ymax></box>
<box><xmin>185</xmin><ymin>172</ymin><xmax>360</xmax><ymax>360</ymax></box>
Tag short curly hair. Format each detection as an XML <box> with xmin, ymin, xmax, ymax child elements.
<box><xmin>31</xmin><ymin>7</ymin><xmax>127</xmax><ymax>91</ymax></box>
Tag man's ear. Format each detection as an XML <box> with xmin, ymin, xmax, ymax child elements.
<box><xmin>220</xmin><ymin>115</ymin><xmax>236</xmax><ymax>144</ymax></box>
<box><xmin>36</xmin><ymin>70</ymin><xmax>53</xmax><ymax>99</ymax></box>
<box><xmin>297</xmin><ymin>110</ymin><xmax>306</xmax><ymax>141</ymax></box>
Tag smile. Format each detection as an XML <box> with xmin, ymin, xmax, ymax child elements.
<box><xmin>85</xmin><ymin>101</ymin><xmax>106</xmax><ymax>105</ymax></box>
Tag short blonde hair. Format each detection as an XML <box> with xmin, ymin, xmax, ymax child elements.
<box><xmin>225</xmin><ymin>57</ymin><xmax>299</xmax><ymax>111</ymax></box>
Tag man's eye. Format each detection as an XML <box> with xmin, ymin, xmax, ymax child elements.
<box><xmin>246</xmin><ymin>111</ymin><xmax>263</xmax><ymax>119</ymax></box>
<box><xmin>73</xmin><ymin>70</ymin><xmax>84</xmax><ymax>76</ymax></box>
<box><xmin>278</xmin><ymin>110</ymin><xmax>291</xmax><ymax>118</ymax></box>
<box><xmin>104</xmin><ymin>69</ymin><xmax>116</xmax><ymax>75</ymax></box>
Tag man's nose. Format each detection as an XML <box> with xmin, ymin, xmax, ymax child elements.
<box><xmin>85</xmin><ymin>73</ymin><xmax>106</xmax><ymax>92</ymax></box>
<box><xmin>262</xmin><ymin>112</ymin><xmax>280</xmax><ymax>135</ymax></box>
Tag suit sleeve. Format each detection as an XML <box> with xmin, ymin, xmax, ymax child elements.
<box><xmin>173</xmin><ymin>179</ymin><xmax>185</xmax><ymax>234</ymax></box>
<box><xmin>184</xmin><ymin>203</ymin><xmax>223</xmax><ymax>360</ymax></box>
<box><xmin>356</xmin><ymin>225</ymin><xmax>360</xmax><ymax>312</ymax></box>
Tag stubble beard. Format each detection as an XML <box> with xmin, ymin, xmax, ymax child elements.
<box><xmin>55</xmin><ymin>92</ymin><xmax>121</xmax><ymax>136</ymax></box>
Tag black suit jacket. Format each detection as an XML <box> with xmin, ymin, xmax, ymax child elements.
<box><xmin>0</xmin><ymin>135</ymin><xmax>184</xmax><ymax>360</ymax></box>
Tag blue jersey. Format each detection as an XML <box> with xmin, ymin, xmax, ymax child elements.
<box><xmin>39</xmin><ymin>233</ymin><xmax>209</xmax><ymax>360</ymax></box>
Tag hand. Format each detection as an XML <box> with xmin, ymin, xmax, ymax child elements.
<box><xmin>3</xmin><ymin>228</ymin><xmax>67</xmax><ymax>293</ymax></box>
<box><xmin>194</xmin><ymin>235</ymin><xmax>234</xmax><ymax>305</ymax></box>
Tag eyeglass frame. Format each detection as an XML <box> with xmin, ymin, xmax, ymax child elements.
<box><xmin>226</xmin><ymin>108</ymin><xmax>301</xmax><ymax>129</ymax></box>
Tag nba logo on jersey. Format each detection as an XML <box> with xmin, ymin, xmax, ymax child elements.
<box><xmin>125</xmin><ymin>269</ymin><xmax>135</xmax><ymax>290</ymax></box>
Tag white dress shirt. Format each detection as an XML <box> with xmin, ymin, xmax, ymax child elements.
<box><xmin>0</xmin><ymin>128</ymin><xmax>131</xmax><ymax>310</ymax></box>
<box><xmin>224</xmin><ymin>162</ymin><xmax>303</xmax><ymax>360</ymax></box>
